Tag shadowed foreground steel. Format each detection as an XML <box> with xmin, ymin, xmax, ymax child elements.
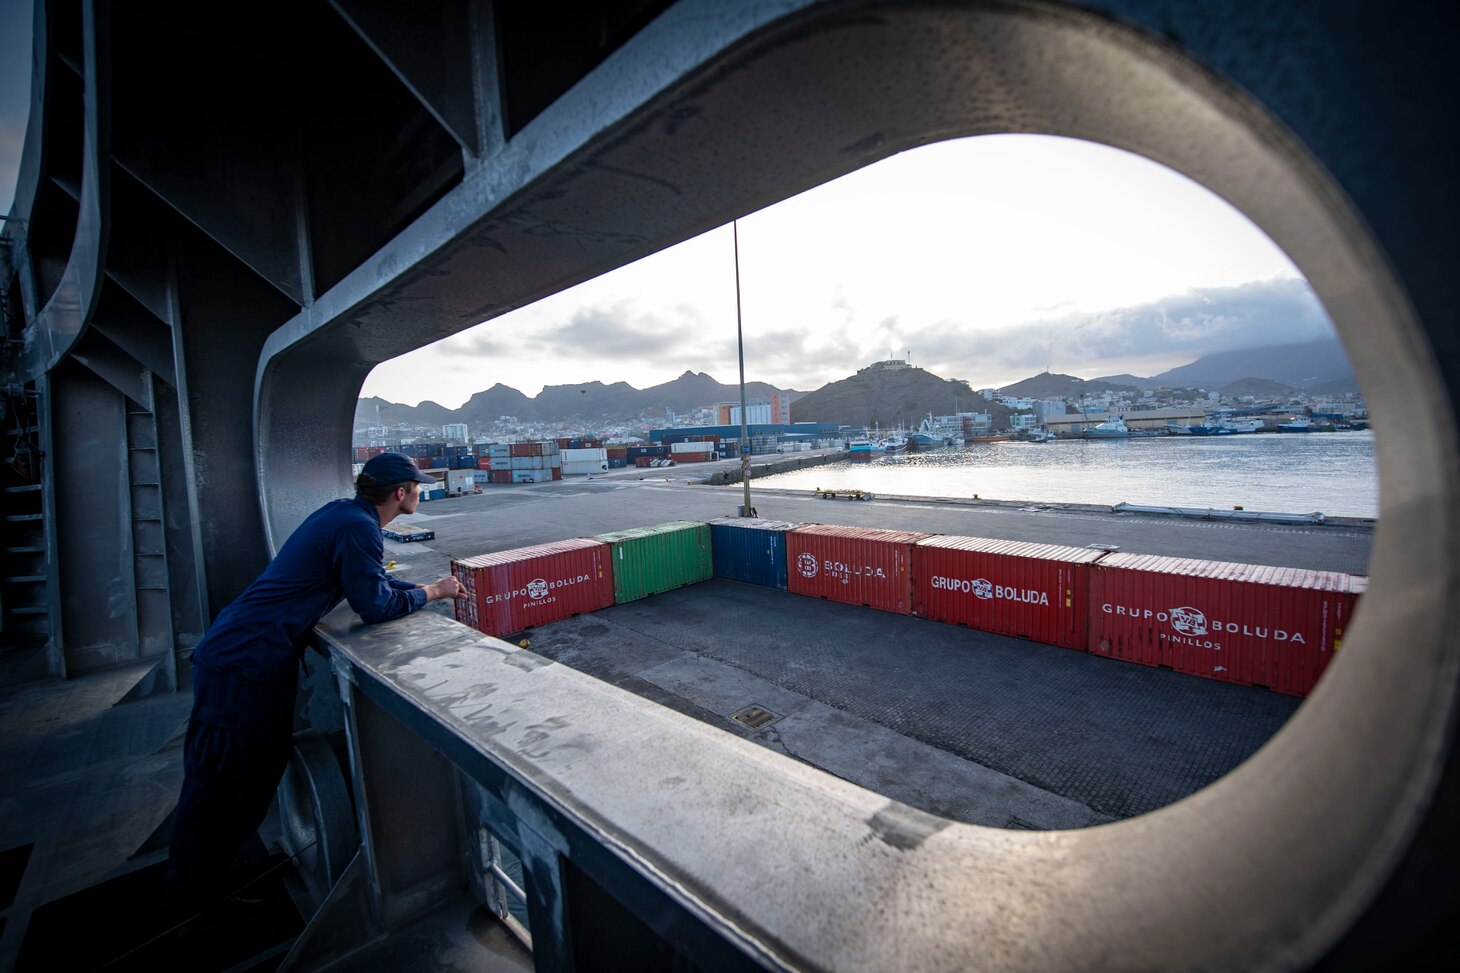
<box><xmin>1</xmin><ymin>1</ymin><xmax>1455</xmax><ymax>969</ymax></box>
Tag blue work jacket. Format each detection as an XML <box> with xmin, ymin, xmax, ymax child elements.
<box><xmin>191</xmin><ymin>496</ymin><xmax>427</xmax><ymax>689</ymax></box>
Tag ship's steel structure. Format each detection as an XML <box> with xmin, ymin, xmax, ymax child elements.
<box><xmin>1</xmin><ymin>0</ymin><xmax>1456</xmax><ymax>969</ymax></box>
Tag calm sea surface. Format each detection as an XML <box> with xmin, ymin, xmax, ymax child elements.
<box><xmin>757</xmin><ymin>431</ymin><xmax>1379</xmax><ymax>519</ymax></box>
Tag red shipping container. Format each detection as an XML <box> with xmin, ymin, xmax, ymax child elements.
<box><xmin>1088</xmin><ymin>554</ymin><xmax>1364</xmax><ymax>696</ymax></box>
<box><xmin>635</xmin><ymin>456</ymin><xmax>654</xmax><ymax>468</ymax></box>
<box><xmin>489</xmin><ymin>470</ymin><xmax>513</xmax><ymax>483</ymax></box>
<box><xmin>787</xmin><ymin>524</ymin><xmax>930</xmax><ymax>614</ymax></box>
<box><xmin>453</xmin><ymin>538</ymin><xmax>615</xmax><ymax>637</ymax></box>
<box><xmin>913</xmin><ymin>536</ymin><xmax>1107</xmax><ymax>649</ymax></box>
<box><xmin>551</xmin><ymin>467</ymin><xmax>562</xmax><ymax>480</ymax></box>
<box><xmin>606</xmin><ymin>446</ymin><xmax>629</xmax><ymax>458</ymax></box>
<box><xmin>556</xmin><ymin>438</ymin><xmax>571</xmax><ymax>449</ymax></box>
<box><xmin>509</xmin><ymin>442</ymin><xmax>542</xmax><ymax>457</ymax></box>
<box><xmin>477</xmin><ymin>456</ymin><xmax>492</xmax><ymax>470</ymax></box>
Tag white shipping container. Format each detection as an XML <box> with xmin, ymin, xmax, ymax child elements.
<box><xmin>512</xmin><ymin>469</ymin><xmax>553</xmax><ymax>483</ymax></box>
<box><xmin>562</xmin><ymin>447</ymin><xmax>608</xmax><ymax>462</ymax></box>
<box><xmin>562</xmin><ymin>460</ymin><xmax>609</xmax><ymax>475</ymax></box>
<box><xmin>446</xmin><ymin>470</ymin><xmax>477</xmax><ymax>493</ymax></box>
<box><xmin>671</xmin><ymin>441</ymin><xmax>715</xmax><ymax>454</ymax></box>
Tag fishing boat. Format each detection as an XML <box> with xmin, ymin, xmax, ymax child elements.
<box><xmin>879</xmin><ymin>433</ymin><xmax>909</xmax><ymax>454</ymax></box>
<box><xmin>1023</xmin><ymin>427</ymin><xmax>1055</xmax><ymax>443</ymax></box>
<box><xmin>1278</xmin><ymin>416</ymin><xmax>1316</xmax><ymax>432</ymax></box>
<box><xmin>1084</xmin><ymin>417</ymin><xmax>1131</xmax><ymax>439</ymax></box>
<box><xmin>911</xmin><ymin>412</ymin><xmax>965</xmax><ymax>448</ymax></box>
<box><xmin>847</xmin><ymin>437</ymin><xmax>877</xmax><ymax>457</ymax></box>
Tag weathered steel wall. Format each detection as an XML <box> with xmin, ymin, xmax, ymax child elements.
<box><xmin>1</xmin><ymin>1</ymin><xmax>1455</xmax><ymax>969</ymax></box>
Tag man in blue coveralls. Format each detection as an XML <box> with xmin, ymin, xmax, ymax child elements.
<box><xmin>166</xmin><ymin>452</ymin><xmax>466</xmax><ymax>904</ymax></box>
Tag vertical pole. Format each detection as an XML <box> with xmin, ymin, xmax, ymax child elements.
<box><xmin>734</xmin><ymin>221</ymin><xmax>753</xmax><ymax>517</ymax></box>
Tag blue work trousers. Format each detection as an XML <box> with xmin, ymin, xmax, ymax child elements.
<box><xmin>166</xmin><ymin>664</ymin><xmax>297</xmax><ymax>900</ymax></box>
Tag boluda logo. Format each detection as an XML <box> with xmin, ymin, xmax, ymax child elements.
<box><xmin>487</xmin><ymin>574</ymin><xmax>593</xmax><ymax>605</ymax></box>
<box><xmin>932</xmin><ymin>575</ymin><xmax>1049</xmax><ymax>605</ymax></box>
<box><xmin>1099</xmin><ymin>602</ymin><xmax>1308</xmax><ymax>646</ymax></box>
<box><xmin>1169</xmin><ymin>606</ymin><xmax>1208</xmax><ymax>636</ymax></box>
<box><xmin>823</xmin><ymin>560</ymin><xmax>889</xmax><ymax>585</ymax></box>
<box><xmin>797</xmin><ymin>552</ymin><xmax>819</xmax><ymax>579</ymax></box>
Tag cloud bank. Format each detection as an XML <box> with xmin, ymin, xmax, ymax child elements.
<box><xmin>441</xmin><ymin>276</ymin><xmax>1332</xmax><ymax>392</ymax></box>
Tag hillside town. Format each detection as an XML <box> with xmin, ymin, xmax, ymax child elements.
<box><xmin>355</xmin><ymin>352</ymin><xmax>1368</xmax><ymax>462</ymax></box>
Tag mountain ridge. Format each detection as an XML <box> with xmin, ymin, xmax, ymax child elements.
<box><xmin>356</xmin><ymin>371</ymin><xmax>803</xmax><ymax>429</ymax></box>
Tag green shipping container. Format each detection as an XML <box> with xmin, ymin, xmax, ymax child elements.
<box><xmin>594</xmin><ymin>521</ymin><xmax>713</xmax><ymax>604</ymax></box>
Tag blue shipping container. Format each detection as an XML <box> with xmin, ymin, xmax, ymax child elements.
<box><xmin>709</xmin><ymin>518</ymin><xmax>803</xmax><ymax>589</ymax></box>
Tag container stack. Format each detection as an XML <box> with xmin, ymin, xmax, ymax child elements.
<box><xmin>627</xmin><ymin>444</ymin><xmax>668</xmax><ymax>465</ymax></box>
<box><xmin>606</xmin><ymin>446</ymin><xmax>629</xmax><ymax>468</ymax></box>
<box><xmin>709</xmin><ymin>518</ymin><xmax>803</xmax><ymax>589</ymax></box>
<box><xmin>786</xmin><ymin>524</ymin><xmax>931</xmax><ymax>614</ymax></box>
<box><xmin>1087</xmin><ymin>553</ymin><xmax>1363</xmax><ymax>695</ymax></box>
<box><xmin>562</xmin><ymin>447</ymin><xmax>609</xmax><ymax>475</ymax></box>
<box><xmin>913</xmin><ymin>536</ymin><xmax>1105</xmax><ymax>650</ymax></box>
<box><xmin>594</xmin><ymin>521</ymin><xmax>713</xmax><ymax>604</ymax></box>
<box><xmin>670</xmin><ymin>441</ymin><xmax>716</xmax><ymax>463</ymax></box>
<box><xmin>480</xmin><ymin>441</ymin><xmax>562</xmax><ymax>483</ymax></box>
<box><xmin>453</xmin><ymin>538</ymin><xmax>615</xmax><ymax>637</ymax></box>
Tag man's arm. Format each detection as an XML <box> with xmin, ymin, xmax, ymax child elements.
<box><xmin>339</xmin><ymin>523</ymin><xmax>467</xmax><ymax>622</ymax></box>
<box><xmin>338</xmin><ymin>522</ymin><xmax>429</xmax><ymax>623</ymax></box>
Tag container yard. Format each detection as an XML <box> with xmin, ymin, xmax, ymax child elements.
<box><xmin>450</xmin><ymin>512</ymin><xmax>1363</xmax><ymax>698</ymax></box>
<box><xmin>428</xmin><ymin>491</ymin><xmax>1370</xmax><ymax>830</ymax></box>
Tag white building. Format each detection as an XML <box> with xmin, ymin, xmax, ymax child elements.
<box><xmin>729</xmin><ymin>402</ymin><xmax>773</xmax><ymax>425</ymax></box>
<box><xmin>442</xmin><ymin>422</ymin><xmax>469</xmax><ymax>441</ymax></box>
<box><xmin>1034</xmin><ymin>398</ymin><xmax>1067</xmax><ymax>421</ymax></box>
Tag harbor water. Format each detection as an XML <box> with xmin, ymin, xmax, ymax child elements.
<box><xmin>757</xmin><ymin>431</ymin><xmax>1379</xmax><ymax>519</ymax></box>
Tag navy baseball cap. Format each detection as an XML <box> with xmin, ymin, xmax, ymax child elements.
<box><xmin>361</xmin><ymin>451</ymin><xmax>436</xmax><ymax>485</ymax></box>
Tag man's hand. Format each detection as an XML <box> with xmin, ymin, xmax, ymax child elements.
<box><xmin>423</xmin><ymin>576</ymin><xmax>467</xmax><ymax>602</ymax></box>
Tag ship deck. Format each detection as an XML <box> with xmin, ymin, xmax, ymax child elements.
<box><xmin>0</xmin><ymin>473</ymin><xmax>1372</xmax><ymax>969</ymax></box>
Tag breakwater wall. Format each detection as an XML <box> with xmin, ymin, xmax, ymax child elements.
<box><xmin>701</xmin><ymin>450</ymin><xmax>840</xmax><ymax>485</ymax></box>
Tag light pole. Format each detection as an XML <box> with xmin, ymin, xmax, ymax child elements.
<box><xmin>734</xmin><ymin>220</ymin><xmax>754</xmax><ymax>517</ymax></box>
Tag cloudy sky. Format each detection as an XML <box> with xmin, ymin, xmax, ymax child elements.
<box><xmin>369</xmin><ymin>135</ymin><xmax>1330</xmax><ymax>406</ymax></box>
<box><xmin>1</xmin><ymin>5</ymin><xmax>1334</xmax><ymax>409</ymax></box>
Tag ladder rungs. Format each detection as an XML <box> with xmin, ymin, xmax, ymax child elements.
<box><xmin>3</xmin><ymin>575</ymin><xmax>45</xmax><ymax>583</ymax></box>
<box><xmin>5</xmin><ymin>546</ymin><xmax>45</xmax><ymax>553</ymax></box>
<box><xmin>3</xmin><ymin>514</ymin><xmax>43</xmax><ymax>522</ymax></box>
<box><xmin>1</xmin><ymin>484</ymin><xmax>42</xmax><ymax>493</ymax></box>
<box><xmin>10</xmin><ymin>606</ymin><xmax>49</xmax><ymax>615</ymax></box>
